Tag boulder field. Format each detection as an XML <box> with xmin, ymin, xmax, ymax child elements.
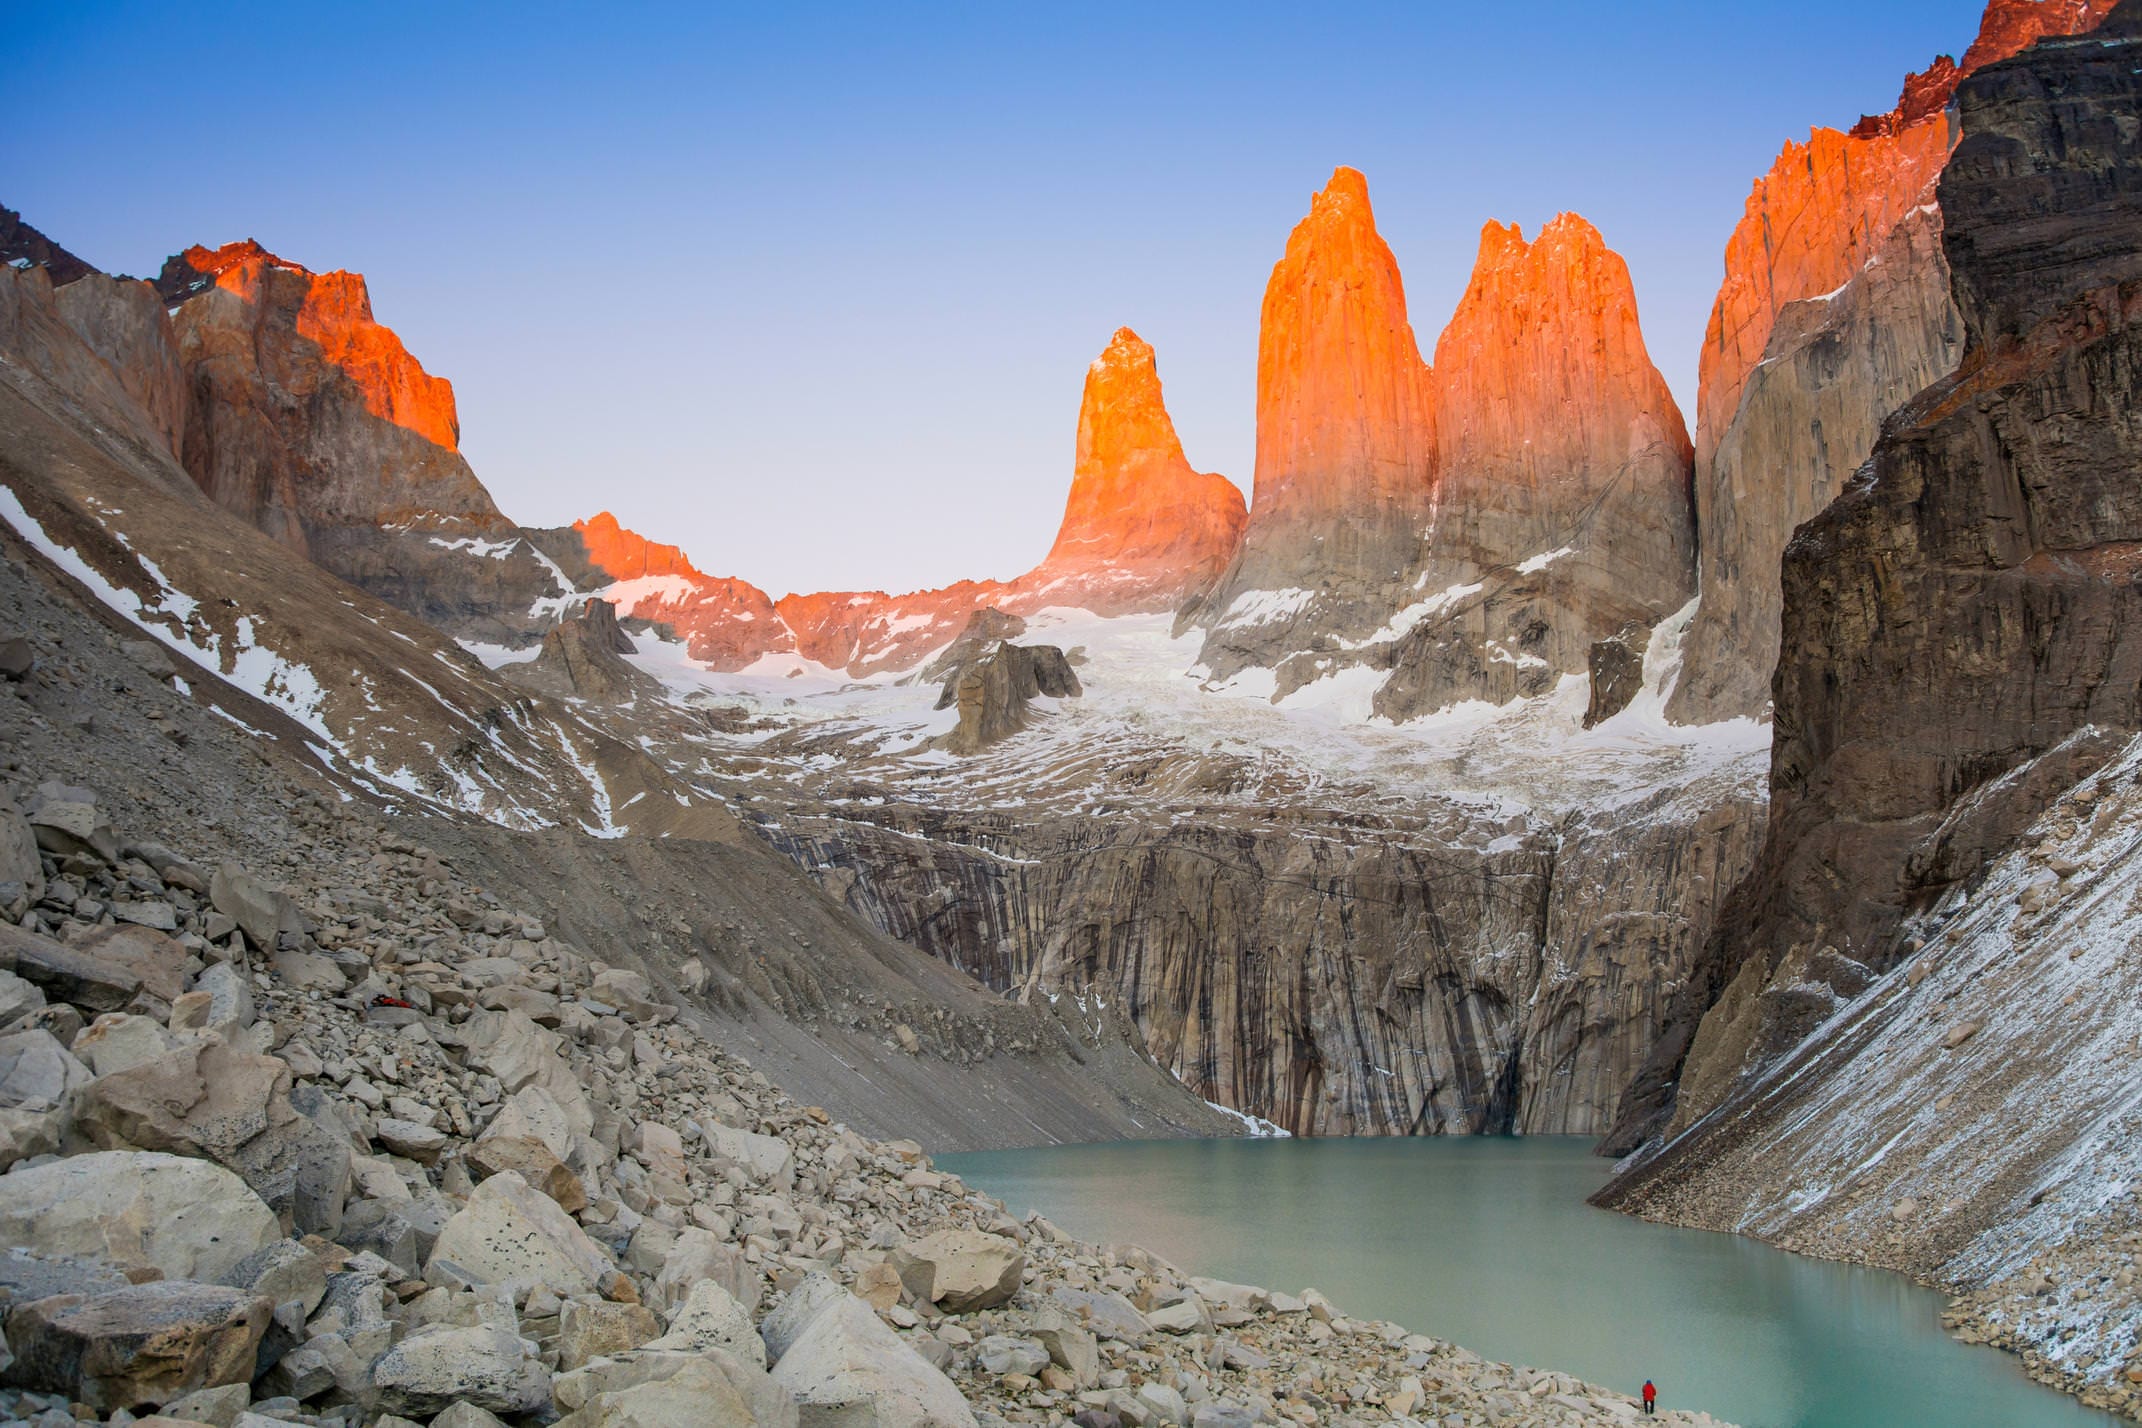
<box><xmin>0</xmin><ymin>773</ymin><xmax>1731</xmax><ymax>1428</ymax></box>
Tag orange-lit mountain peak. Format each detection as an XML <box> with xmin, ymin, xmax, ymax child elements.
<box><xmin>1435</xmin><ymin>210</ymin><xmax>1688</xmax><ymax>478</ymax></box>
<box><xmin>573</xmin><ymin>511</ymin><xmax>711</xmax><ymax>583</ymax></box>
<box><xmin>1074</xmin><ymin>326</ymin><xmax>1190</xmax><ymax>479</ymax></box>
<box><xmin>157</xmin><ymin>239</ymin><xmax>459</xmax><ymax>452</ymax></box>
<box><xmin>1024</xmin><ymin>326</ymin><xmax>1244</xmax><ymax>612</ymax></box>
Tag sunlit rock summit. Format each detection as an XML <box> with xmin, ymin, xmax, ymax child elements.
<box><xmin>1023</xmin><ymin>327</ymin><xmax>1246</xmax><ymax>616</ymax></box>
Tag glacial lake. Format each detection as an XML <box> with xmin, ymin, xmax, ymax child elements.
<box><xmin>938</xmin><ymin>1137</ymin><xmax>2120</xmax><ymax>1428</ymax></box>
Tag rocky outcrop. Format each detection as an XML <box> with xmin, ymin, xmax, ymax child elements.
<box><xmin>1021</xmin><ymin>328</ymin><xmax>1246</xmax><ymax>615</ymax></box>
<box><xmin>930</xmin><ymin>644</ymin><xmax>1081</xmax><ymax>754</ymax></box>
<box><xmin>0</xmin><ymin>207</ymin><xmax>96</xmax><ymax>287</ymax></box>
<box><xmin>506</xmin><ymin>599</ymin><xmax>658</xmax><ymax>702</ymax></box>
<box><xmin>153</xmin><ymin>240</ymin><xmax>563</xmax><ymax>641</ymax></box>
<box><xmin>1374</xmin><ymin>215</ymin><xmax>1694</xmax><ymax>719</ymax></box>
<box><xmin>1190</xmin><ymin>167</ymin><xmax>1436</xmax><ymax>684</ymax></box>
<box><xmin>1670</xmin><ymin>0</ymin><xmax>2120</xmax><ymax>722</ymax></box>
<box><xmin>1614</xmin><ymin>1</ymin><xmax>2142</xmax><ymax>1151</ymax></box>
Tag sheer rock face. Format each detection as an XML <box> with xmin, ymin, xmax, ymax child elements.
<box><xmin>1023</xmin><ymin>328</ymin><xmax>1246</xmax><ymax>615</ymax></box>
<box><xmin>1191</xmin><ymin>167</ymin><xmax>1437</xmax><ymax>682</ymax></box>
<box><xmin>53</xmin><ymin>276</ymin><xmax>189</xmax><ymax>464</ymax></box>
<box><xmin>1614</xmin><ymin>6</ymin><xmax>2142</xmax><ymax>1148</ymax></box>
<box><xmin>1672</xmin><ymin>0</ymin><xmax>2120</xmax><ymax>722</ymax></box>
<box><xmin>767</xmin><ymin>783</ymin><xmax>1766</xmax><ymax>1137</ymax></box>
<box><xmin>1374</xmin><ymin>216</ymin><xmax>1695</xmax><ymax>720</ymax></box>
<box><xmin>151</xmin><ymin>241</ymin><xmax>562</xmax><ymax>641</ymax></box>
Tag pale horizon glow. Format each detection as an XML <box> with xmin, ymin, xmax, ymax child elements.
<box><xmin>4</xmin><ymin>1</ymin><xmax>1992</xmax><ymax>599</ymax></box>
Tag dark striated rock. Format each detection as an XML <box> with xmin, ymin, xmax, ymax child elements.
<box><xmin>1613</xmin><ymin>4</ymin><xmax>2142</xmax><ymax>1149</ymax></box>
<box><xmin>505</xmin><ymin>599</ymin><xmax>655</xmax><ymax>702</ymax></box>
<box><xmin>1582</xmin><ymin>627</ymin><xmax>1648</xmax><ymax>728</ymax></box>
<box><xmin>932</xmin><ymin>644</ymin><xmax>1081</xmax><ymax>754</ymax></box>
<box><xmin>768</xmin><ymin>782</ymin><xmax>1765</xmax><ymax>1136</ymax></box>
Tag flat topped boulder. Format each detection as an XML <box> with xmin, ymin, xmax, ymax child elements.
<box><xmin>0</xmin><ymin>1150</ymin><xmax>280</xmax><ymax>1283</ymax></box>
<box><xmin>889</xmin><ymin>1229</ymin><xmax>1024</xmax><ymax>1313</ymax></box>
<box><xmin>4</xmin><ymin>1279</ymin><xmax>271</xmax><ymax>1410</ymax></box>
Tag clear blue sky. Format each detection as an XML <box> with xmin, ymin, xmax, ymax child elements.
<box><xmin>6</xmin><ymin>1</ymin><xmax>1990</xmax><ymax>597</ymax></box>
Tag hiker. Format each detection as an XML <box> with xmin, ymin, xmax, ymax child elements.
<box><xmin>1642</xmin><ymin>1379</ymin><xmax>1657</xmax><ymax>1415</ymax></box>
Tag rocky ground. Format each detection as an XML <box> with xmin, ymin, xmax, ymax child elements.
<box><xmin>0</xmin><ymin>707</ymin><xmax>1732</xmax><ymax>1428</ymax></box>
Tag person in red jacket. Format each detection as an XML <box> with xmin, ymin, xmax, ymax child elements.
<box><xmin>1642</xmin><ymin>1380</ymin><xmax>1658</xmax><ymax>1415</ymax></box>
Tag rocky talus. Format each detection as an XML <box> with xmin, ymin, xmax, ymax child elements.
<box><xmin>0</xmin><ymin>629</ymin><xmax>1729</xmax><ymax>1427</ymax></box>
<box><xmin>1596</xmin><ymin>12</ymin><xmax>2142</xmax><ymax>1412</ymax></box>
<box><xmin>1669</xmin><ymin>0</ymin><xmax>2119</xmax><ymax>722</ymax></box>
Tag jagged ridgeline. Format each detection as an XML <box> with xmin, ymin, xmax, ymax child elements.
<box><xmin>0</xmin><ymin>0</ymin><xmax>2138</xmax><ymax>1419</ymax></box>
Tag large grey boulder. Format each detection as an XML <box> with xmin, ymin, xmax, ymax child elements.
<box><xmin>71</xmin><ymin>1012</ymin><xmax>178</xmax><ymax>1076</ymax></box>
<box><xmin>372</xmin><ymin>1322</ymin><xmax>551</xmax><ymax>1416</ymax></box>
<box><xmin>555</xmin><ymin>1353</ymin><xmax>792</xmax><ymax>1428</ymax></box>
<box><xmin>707</xmin><ymin>1120</ymin><xmax>795</xmax><ymax>1189</ymax></box>
<box><xmin>645</xmin><ymin>1275</ymin><xmax>764</xmax><ymax>1365</ymax></box>
<box><xmin>889</xmin><ymin>1229</ymin><xmax>1023</xmax><ymax>1314</ymax></box>
<box><xmin>0</xmin><ymin>1027</ymin><xmax>90</xmax><ymax>1169</ymax></box>
<box><xmin>0</xmin><ymin>1151</ymin><xmax>280</xmax><ymax>1282</ymax></box>
<box><xmin>771</xmin><ymin>1292</ymin><xmax>976</xmax><ymax>1428</ymax></box>
<box><xmin>653</xmin><ymin>1226</ymin><xmax>755</xmax><ymax>1315</ymax></box>
<box><xmin>209</xmin><ymin>864</ymin><xmax>303</xmax><ymax>953</ymax></box>
<box><xmin>468</xmin><ymin>1084</ymin><xmax>587</xmax><ymax>1211</ymax></box>
<box><xmin>3</xmin><ymin>1280</ymin><xmax>271</xmax><ymax>1410</ymax></box>
<box><xmin>1048</xmin><ymin>1288</ymin><xmax>1150</xmax><ymax>1343</ymax></box>
<box><xmin>759</xmin><ymin>1273</ymin><xmax>850</xmax><ymax>1364</ymax></box>
<box><xmin>74</xmin><ymin>1037</ymin><xmax>351</xmax><ymax>1237</ymax></box>
<box><xmin>427</xmin><ymin>1169</ymin><xmax>615</xmax><ymax>1296</ymax></box>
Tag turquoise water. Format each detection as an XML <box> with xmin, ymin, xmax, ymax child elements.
<box><xmin>938</xmin><ymin>1137</ymin><xmax>2121</xmax><ymax>1428</ymax></box>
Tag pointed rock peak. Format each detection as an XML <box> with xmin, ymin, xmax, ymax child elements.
<box><xmin>572</xmin><ymin>512</ymin><xmax>710</xmax><ymax>584</ymax></box>
<box><xmin>1075</xmin><ymin>325</ymin><xmax>1190</xmax><ymax>478</ymax></box>
<box><xmin>0</xmin><ymin>206</ymin><xmax>98</xmax><ymax>287</ymax></box>
<box><xmin>1316</xmin><ymin>165</ymin><xmax>1373</xmax><ymax>211</ymax></box>
<box><xmin>1470</xmin><ymin>213</ymin><xmax>1609</xmax><ymax>268</ymax></box>
<box><xmin>1090</xmin><ymin>325</ymin><xmax>1155</xmax><ymax>375</ymax></box>
<box><xmin>1022</xmin><ymin>327</ymin><xmax>1245</xmax><ymax>615</ymax></box>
